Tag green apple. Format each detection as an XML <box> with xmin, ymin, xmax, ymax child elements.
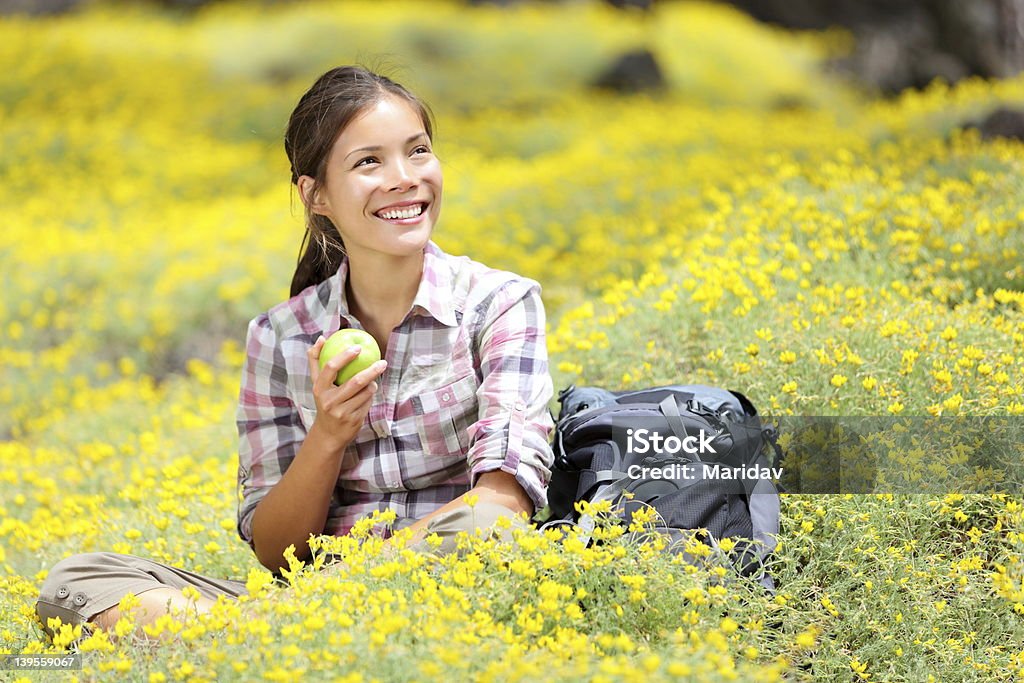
<box><xmin>318</xmin><ymin>329</ymin><xmax>382</xmax><ymax>386</ymax></box>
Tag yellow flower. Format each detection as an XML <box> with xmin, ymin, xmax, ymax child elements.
<box><xmin>667</xmin><ymin>662</ymin><xmax>693</xmax><ymax>676</ymax></box>
<box><xmin>557</xmin><ymin>361</ymin><xmax>583</xmax><ymax>375</ymax></box>
<box><xmin>619</xmin><ymin>575</ymin><xmax>646</xmax><ymax>589</ymax></box>
<box><xmin>795</xmin><ymin>626</ymin><xmax>818</xmax><ymax>649</ymax></box>
<box><xmin>830</xmin><ymin>374</ymin><xmax>847</xmax><ymax>387</ymax></box>
<box><xmin>245</xmin><ymin>567</ymin><xmax>274</xmax><ymax>596</ymax></box>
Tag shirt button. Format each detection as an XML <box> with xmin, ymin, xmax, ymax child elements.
<box><xmin>72</xmin><ymin>592</ymin><xmax>88</xmax><ymax>607</ymax></box>
<box><xmin>442</xmin><ymin>392</ymin><xmax>451</xmax><ymax>402</ymax></box>
<box><xmin>56</xmin><ymin>585</ymin><xmax>70</xmax><ymax>599</ymax></box>
<box><xmin>515</xmin><ymin>400</ymin><xmax>525</xmax><ymax>411</ymax></box>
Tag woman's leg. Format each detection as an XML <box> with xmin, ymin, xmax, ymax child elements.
<box><xmin>406</xmin><ymin>501</ymin><xmax>532</xmax><ymax>556</ymax></box>
<box><xmin>89</xmin><ymin>586</ymin><xmax>217</xmax><ymax>632</ymax></box>
<box><xmin>36</xmin><ymin>552</ymin><xmax>248</xmax><ymax>645</ymax></box>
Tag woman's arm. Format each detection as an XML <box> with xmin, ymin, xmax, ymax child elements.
<box><xmin>464</xmin><ymin>278</ymin><xmax>555</xmax><ymax>511</ymax></box>
<box><xmin>249</xmin><ymin>421</ymin><xmax>348</xmax><ymax>573</ymax></box>
<box><xmin>238</xmin><ymin>320</ymin><xmax>384</xmax><ymax>574</ymax></box>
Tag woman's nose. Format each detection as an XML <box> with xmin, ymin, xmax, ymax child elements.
<box><xmin>386</xmin><ymin>158</ymin><xmax>416</xmax><ymax>192</ymax></box>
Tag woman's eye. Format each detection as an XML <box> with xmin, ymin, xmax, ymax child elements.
<box><xmin>355</xmin><ymin>156</ymin><xmax>378</xmax><ymax>167</ymax></box>
<box><xmin>412</xmin><ymin>145</ymin><xmax>430</xmax><ymax>155</ymax></box>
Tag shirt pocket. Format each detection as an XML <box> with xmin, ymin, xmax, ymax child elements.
<box><xmin>297</xmin><ymin>403</ymin><xmax>317</xmax><ymax>432</ymax></box>
<box><xmin>407</xmin><ymin>374</ymin><xmax>479</xmax><ymax>458</ymax></box>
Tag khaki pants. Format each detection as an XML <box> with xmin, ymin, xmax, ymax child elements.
<box><xmin>36</xmin><ymin>502</ymin><xmax>529</xmax><ymax>641</ymax></box>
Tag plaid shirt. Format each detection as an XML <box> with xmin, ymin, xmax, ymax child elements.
<box><xmin>235</xmin><ymin>241</ymin><xmax>555</xmax><ymax>549</ymax></box>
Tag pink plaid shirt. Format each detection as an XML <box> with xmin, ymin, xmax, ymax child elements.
<box><xmin>235</xmin><ymin>241</ymin><xmax>555</xmax><ymax>549</ymax></box>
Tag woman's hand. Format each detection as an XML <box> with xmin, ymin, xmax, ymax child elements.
<box><xmin>307</xmin><ymin>336</ymin><xmax>388</xmax><ymax>453</ymax></box>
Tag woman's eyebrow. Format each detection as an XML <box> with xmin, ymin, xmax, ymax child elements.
<box><xmin>345</xmin><ymin>133</ymin><xmax>428</xmax><ymax>160</ymax></box>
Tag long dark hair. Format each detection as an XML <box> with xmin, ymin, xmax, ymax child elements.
<box><xmin>285</xmin><ymin>66</ymin><xmax>435</xmax><ymax>298</ymax></box>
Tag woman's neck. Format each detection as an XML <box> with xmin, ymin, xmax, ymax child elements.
<box><xmin>345</xmin><ymin>250</ymin><xmax>424</xmax><ymax>333</ymax></box>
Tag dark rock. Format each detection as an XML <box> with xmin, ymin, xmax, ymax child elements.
<box><xmin>828</xmin><ymin>16</ymin><xmax>972</xmax><ymax>94</ymax></box>
<box><xmin>770</xmin><ymin>95</ymin><xmax>812</xmax><ymax>111</ymax></box>
<box><xmin>152</xmin><ymin>0</ymin><xmax>222</xmax><ymax>8</ymax></box>
<box><xmin>718</xmin><ymin>0</ymin><xmax>1024</xmax><ymax>94</ymax></box>
<box><xmin>975</xmin><ymin>107</ymin><xmax>1024</xmax><ymax>141</ymax></box>
<box><xmin>592</xmin><ymin>49</ymin><xmax>666</xmax><ymax>93</ymax></box>
<box><xmin>725</xmin><ymin>0</ymin><xmax>921</xmax><ymax>31</ymax></box>
<box><xmin>469</xmin><ymin>0</ymin><xmax>653</xmax><ymax>6</ymax></box>
<box><xmin>603</xmin><ymin>0</ymin><xmax>655</xmax><ymax>10</ymax></box>
<box><xmin>0</xmin><ymin>0</ymin><xmax>238</xmax><ymax>11</ymax></box>
<box><xmin>0</xmin><ymin>0</ymin><xmax>83</xmax><ymax>15</ymax></box>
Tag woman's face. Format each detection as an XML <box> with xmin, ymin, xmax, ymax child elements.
<box><xmin>306</xmin><ymin>95</ymin><xmax>443</xmax><ymax>261</ymax></box>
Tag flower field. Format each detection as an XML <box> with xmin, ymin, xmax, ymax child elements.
<box><xmin>1</xmin><ymin>1</ymin><xmax>1024</xmax><ymax>680</ymax></box>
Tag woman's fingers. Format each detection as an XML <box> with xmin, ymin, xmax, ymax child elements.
<box><xmin>316</xmin><ymin>359</ymin><xmax>385</xmax><ymax>412</ymax></box>
<box><xmin>346</xmin><ymin>384</ymin><xmax>377</xmax><ymax>415</ymax></box>
<box><xmin>316</xmin><ymin>346</ymin><xmax>370</xmax><ymax>395</ymax></box>
<box><xmin>319</xmin><ymin>380</ymin><xmax>377</xmax><ymax>430</ymax></box>
<box><xmin>331</xmin><ymin>359</ymin><xmax>388</xmax><ymax>402</ymax></box>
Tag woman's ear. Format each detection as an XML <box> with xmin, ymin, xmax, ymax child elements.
<box><xmin>297</xmin><ymin>175</ymin><xmax>329</xmax><ymax>216</ymax></box>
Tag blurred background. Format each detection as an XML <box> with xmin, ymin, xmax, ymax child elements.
<box><xmin>3</xmin><ymin>3</ymin><xmax>1024</xmax><ymax>676</ymax></box>
<box><xmin>2</xmin><ymin>0</ymin><xmax>1023</xmax><ymax>435</ymax></box>
<box><xmin>5</xmin><ymin>0</ymin><xmax>1024</xmax><ymax>93</ymax></box>
<box><xmin>1</xmin><ymin>0</ymin><xmax>1023</xmax><ymax>438</ymax></box>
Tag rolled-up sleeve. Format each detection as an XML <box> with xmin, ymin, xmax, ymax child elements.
<box><xmin>235</xmin><ymin>314</ymin><xmax>303</xmax><ymax>550</ymax></box>
<box><xmin>466</xmin><ymin>279</ymin><xmax>555</xmax><ymax>513</ymax></box>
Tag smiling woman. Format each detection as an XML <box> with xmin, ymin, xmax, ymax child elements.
<box><xmin>35</xmin><ymin>65</ymin><xmax>556</xmax><ymax>644</ymax></box>
<box><xmin>294</xmin><ymin>92</ymin><xmax>444</xmax><ymax>352</ymax></box>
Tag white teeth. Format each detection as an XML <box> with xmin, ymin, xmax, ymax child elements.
<box><xmin>379</xmin><ymin>204</ymin><xmax>424</xmax><ymax>220</ymax></box>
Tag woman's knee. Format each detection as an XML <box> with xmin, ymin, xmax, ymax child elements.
<box><xmin>466</xmin><ymin>501</ymin><xmax>531</xmax><ymax>532</ymax></box>
<box><xmin>38</xmin><ymin>552</ymin><xmax>105</xmax><ymax>605</ymax></box>
<box><xmin>36</xmin><ymin>552</ymin><xmax>106</xmax><ymax>633</ymax></box>
<box><xmin>35</xmin><ymin>552</ymin><xmax>150</xmax><ymax>633</ymax></box>
<box><xmin>427</xmin><ymin>501</ymin><xmax>531</xmax><ymax>543</ymax></box>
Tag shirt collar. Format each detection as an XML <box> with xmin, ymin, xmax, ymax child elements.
<box><xmin>332</xmin><ymin>240</ymin><xmax>457</xmax><ymax>330</ymax></box>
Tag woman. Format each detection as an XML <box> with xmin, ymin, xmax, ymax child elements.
<box><xmin>35</xmin><ymin>66</ymin><xmax>555</xmax><ymax>642</ymax></box>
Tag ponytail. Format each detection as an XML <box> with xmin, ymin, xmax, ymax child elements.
<box><xmin>289</xmin><ymin>215</ymin><xmax>346</xmax><ymax>298</ymax></box>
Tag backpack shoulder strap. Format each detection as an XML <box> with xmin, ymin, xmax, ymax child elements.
<box><xmin>747</xmin><ymin>477</ymin><xmax>780</xmax><ymax>592</ymax></box>
<box><xmin>657</xmin><ymin>394</ymin><xmax>703</xmax><ymax>463</ymax></box>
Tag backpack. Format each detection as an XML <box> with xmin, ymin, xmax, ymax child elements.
<box><xmin>532</xmin><ymin>384</ymin><xmax>782</xmax><ymax>592</ymax></box>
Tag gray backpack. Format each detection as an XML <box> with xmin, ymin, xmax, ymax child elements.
<box><xmin>532</xmin><ymin>384</ymin><xmax>782</xmax><ymax>592</ymax></box>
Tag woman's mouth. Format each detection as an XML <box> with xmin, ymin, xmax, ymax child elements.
<box><xmin>375</xmin><ymin>202</ymin><xmax>427</xmax><ymax>223</ymax></box>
